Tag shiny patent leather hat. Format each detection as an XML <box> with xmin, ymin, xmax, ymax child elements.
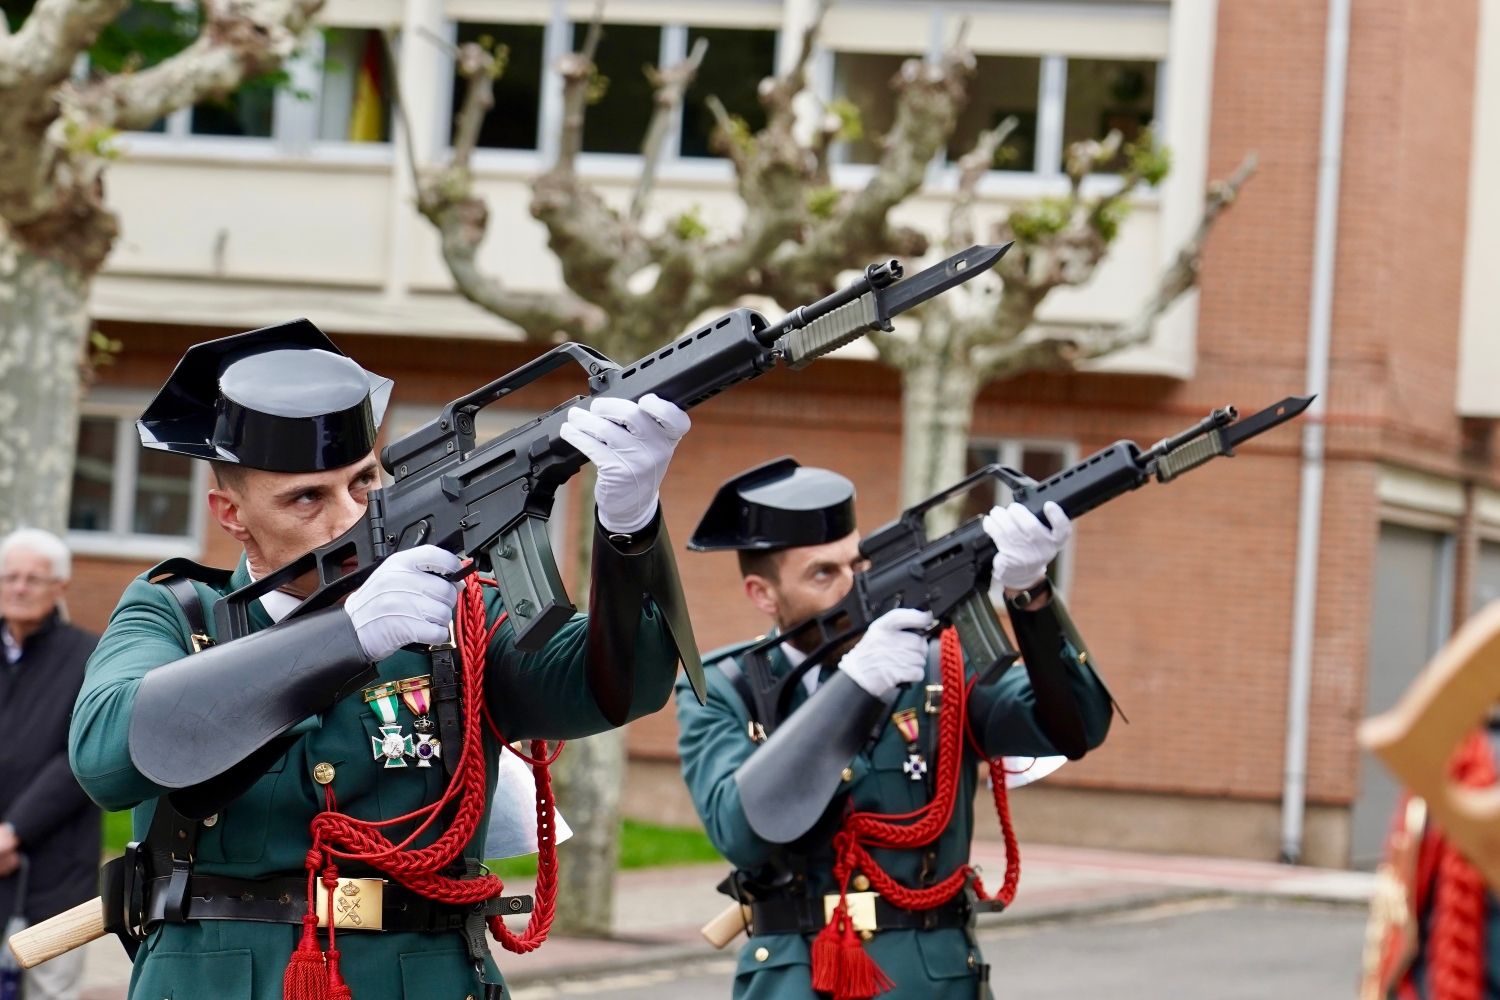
<box><xmin>688</xmin><ymin>457</ymin><xmax>856</xmax><ymax>552</ymax></box>
<box><xmin>138</xmin><ymin>319</ymin><xmax>393</xmax><ymax>473</ymax></box>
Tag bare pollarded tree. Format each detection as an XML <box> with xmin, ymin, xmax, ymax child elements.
<box><xmin>0</xmin><ymin>0</ymin><xmax>324</xmax><ymax>534</ymax></box>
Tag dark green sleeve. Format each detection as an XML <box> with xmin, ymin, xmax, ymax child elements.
<box><xmin>69</xmin><ymin>576</ymin><xmax>195</xmax><ymax>811</ymax></box>
<box><xmin>965</xmin><ymin>633</ymin><xmax>1112</xmax><ymax>759</ymax></box>
<box><xmin>481</xmin><ymin>588</ymin><xmax>677</xmax><ymax>741</ymax></box>
<box><xmin>674</xmin><ymin>667</ymin><xmax>776</xmax><ymax>870</ymax></box>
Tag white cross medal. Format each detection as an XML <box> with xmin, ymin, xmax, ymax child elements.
<box><xmin>892</xmin><ymin>708</ymin><xmax>927</xmax><ymax>782</ymax></box>
<box><xmin>364</xmin><ymin>684</ymin><xmax>414</xmax><ymax>769</ymax></box>
<box><xmin>372</xmin><ymin>723</ymin><xmax>415</xmax><ymax>768</ymax></box>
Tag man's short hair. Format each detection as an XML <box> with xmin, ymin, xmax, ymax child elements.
<box><xmin>209</xmin><ymin>460</ymin><xmax>247</xmax><ymax>491</ymax></box>
<box><xmin>0</xmin><ymin>527</ymin><xmax>71</xmax><ymax>582</ymax></box>
<box><xmin>737</xmin><ymin>548</ymin><xmax>785</xmax><ymax>582</ymax></box>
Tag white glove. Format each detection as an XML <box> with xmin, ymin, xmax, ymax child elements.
<box><xmin>558</xmin><ymin>393</ymin><xmax>691</xmax><ymax>535</ymax></box>
<box><xmin>838</xmin><ymin>607</ymin><xmax>934</xmax><ymax>698</ymax></box>
<box><xmin>344</xmin><ymin>544</ymin><xmax>461</xmax><ymax>662</ymax></box>
<box><xmin>982</xmin><ymin>500</ymin><xmax>1072</xmax><ymax>591</ymax></box>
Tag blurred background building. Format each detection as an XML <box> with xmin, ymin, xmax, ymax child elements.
<box><xmin>54</xmin><ymin>0</ymin><xmax>1500</xmax><ymax>869</ymax></box>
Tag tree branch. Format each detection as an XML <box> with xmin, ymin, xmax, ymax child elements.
<box><xmin>551</xmin><ymin>1</ymin><xmax>605</xmax><ymax>179</ymax></box>
<box><xmin>972</xmin><ymin>152</ymin><xmax>1259</xmax><ymax>380</ymax></box>
<box><xmin>73</xmin><ymin>0</ymin><xmax>322</xmax><ymax>132</ymax></box>
<box><xmin>0</xmin><ymin>0</ymin><xmax>129</xmax><ymax>90</ymax></box>
<box><xmin>629</xmin><ymin>34</ymin><xmax>708</xmax><ymax>223</ymax></box>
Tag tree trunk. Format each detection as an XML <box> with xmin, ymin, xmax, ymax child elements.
<box><xmin>549</xmin><ymin>727</ymin><xmax>624</xmax><ymax>936</ymax></box>
<box><xmin>550</xmin><ymin>460</ymin><xmax>624</xmax><ymax>937</ymax></box>
<box><xmin>898</xmin><ymin>332</ymin><xmax>979</xmax><ymax>533</ymax></box>
<box><xmin>0</xmin><ymin>235</ymin><xmax>89</xmax><ymax>536</ymax></box>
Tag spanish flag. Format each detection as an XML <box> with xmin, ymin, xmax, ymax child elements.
<box><xmin>347</xmin><ymin>30</ymin><xmax>385</xmax><ymax>142</ymax></box>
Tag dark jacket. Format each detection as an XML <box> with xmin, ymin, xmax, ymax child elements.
<box><xmin>0</xmin><ymin>610</ymin><xmax>100</xmax><ymax>923</ymax></box>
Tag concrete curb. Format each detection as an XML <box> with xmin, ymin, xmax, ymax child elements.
<box><xmin>506</xmin><ymin>879</ymin><xmax>1376</xmax><ymax>987</ymax></box>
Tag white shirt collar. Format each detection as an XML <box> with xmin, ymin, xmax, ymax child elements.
<box><xmin>246</xmin><ymin>566</ymin><xmax>302</xmax><ymax>624</ymax></box>
<box><xmin>1</xmin><ymin>625</ymin><xmax>19</xmax><ymax>665</ymax></box>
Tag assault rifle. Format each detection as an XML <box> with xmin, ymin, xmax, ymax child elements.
<box><xmin>212</xmin><ymin>244</ymin><xmax>1010</xmax><ymax>714</ymax></box>
<box><xmin>735</xmin><ymin>395</ymin><xmax>1315</xmax><ymax>731</ymax></box>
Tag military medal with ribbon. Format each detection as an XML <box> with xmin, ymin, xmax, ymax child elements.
<box><xmin>400</xmin><ymin>677</ymin><xmax>442</xmax><ymax>768</ymax></box>
<box><xmin>363</xmin><ymin>676</ymin><xmax>433</xmax><ymax>769</ymax></box>
<box><xmin>892</xmin><ymin>707</ymin><xmax>926</xmax><ymax>781</ymax></box>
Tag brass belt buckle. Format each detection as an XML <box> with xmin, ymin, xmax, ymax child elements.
<box><xmin>317</xmin><ymin>877</ymin><xmax>384</xmax><ymax>931</ymax></box>
<box><xmin>823</xmin><ymin>891</ymin><xmax>878</xmax><ymax>933</ymax></box>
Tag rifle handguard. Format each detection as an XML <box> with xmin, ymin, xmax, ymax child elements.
<box><xmin>783</xmin><ymin>292</ymin><xmax>884</xmax><ymax>369</ymax></box>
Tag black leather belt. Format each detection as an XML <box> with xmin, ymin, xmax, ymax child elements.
<box><xmin>749</xmin><ymin>892</ymin><xmax>969</xmax><ymax>936</ymax></box>
<box><xmin>144</xmin><ymin>874</ymin><xmax>532</xmax><ymax>933</ymax></box>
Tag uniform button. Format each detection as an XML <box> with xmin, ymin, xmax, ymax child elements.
<box><xmin>466</xmin><ymin>994</ymin><xmax>477</xmax><ymax>1000</ymax></box>
<box><xmin>852</xmin><ymin>874</ymin><xmax>870</xmax><ymax>892</ymax></box>
<box><xmin>754</xmin><ymin>946</ymin><xmax>770</xmax><ymax>962</ymax></box>
<box><xmin>967</xmin><ymin>954</ymin><xmax>977</xmax><ymax>969</ymax></box>
<box><xmin>841</xmin><ymin>767</ymin><xmax>854</xmax><ymax>782</ymax></box>
<box><xmin>202</xmin><ymin>814</ymin><xmax>218</xmax><ymax>828</ymax></box>
<box><xmin>859</xmin><ymin>929</ymin><xmax>874</xmax><ymax>941</ymax></box>
<box><xmin>313</xmin><ymin>762</ymin><xmax>336</xmax><ymax>785</ymax></box>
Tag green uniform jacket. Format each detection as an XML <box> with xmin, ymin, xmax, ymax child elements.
<box><xmin>70</xmin><ymin>556</ymin><xmax>677</xmax><ymax>1000</ymax></box>
<box><xmin>675</xmin><ymin>635</ymin><xmax>1111</xmax><ymax>1000</ymax></box>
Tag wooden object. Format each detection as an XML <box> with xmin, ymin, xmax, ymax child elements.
<box><xmin>7</xmin><ymin>898</ymin><xmax>106</xmax><ymax>969</ymax></box>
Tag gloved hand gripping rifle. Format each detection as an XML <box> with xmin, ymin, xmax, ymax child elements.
<box><xmin>735</xmin><ymin>395</ymin><xmax>1315</xmax><ymax>733</ymax></box>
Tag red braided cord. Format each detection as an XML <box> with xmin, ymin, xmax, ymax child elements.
<box><xmin>301</xmin><ymin>576</ymin><xmax>561</xmax><ymax>950</ymax></box>
<box><xmin>831</xmin><ymin>627</ymin><xmax>1018</xmax><ymax>911</ymax></box>
<box><xmin>1427</xmin><ymin>730</ymin><xmax>1495</xmax><ymax>1000</ymax></box>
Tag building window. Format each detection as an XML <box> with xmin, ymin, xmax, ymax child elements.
<box><xmin>68</xmin><ymin>409</ymin><xmax>206</xmax><ymax>557</ymax></box>
<box><xmin>961</xmin><ymin>439</ymin><xmax>1078</xmax><ymax>593</ymax></box>
<box><xmin>190</xmin><ymin>82</ymin><xmax>277</xmax><ymax>138</ymax></box>
<box><xmin>949</xmin><ymin>55</ymin><xmax>1043</xmax><ymax>172</ymax></box>
<box><xmin>318</xmin><ymin>27</ymin><xmax>393</xmax><ymax>143</ymax></box>
<box><xmin>1061</xmin><ymin>58</ymin><xmax>1158</xmax><ymax>170</ymax></box>
<box><xmin>451</xmin><ymin>22</ymin><xmax>546</xmax><ymax>151</ymax></box>
<box><xmin>573</xmin><ymin>22</ymin><xmax>662</xmax><ymax>155</ymax></box>
<box><xmin>680</xmin><ymin>26</ymin><xmax>776</xmax><ymax>158</ymax></box>
<box><xmin>830</xmin><ymin>51</ymin><xmax>910</xmax><ymax>165</ymax></box>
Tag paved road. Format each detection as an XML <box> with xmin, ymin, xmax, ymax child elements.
<box><xmin>510</xmin><ymin>897</ymin><xmax>1367</xmax><ymax>999</ymax></box>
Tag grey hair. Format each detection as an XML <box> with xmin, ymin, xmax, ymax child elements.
<box><xmin>0</xmin><ymin>528</ymin><xmax>72</xmax><ymax>582</ymax></box>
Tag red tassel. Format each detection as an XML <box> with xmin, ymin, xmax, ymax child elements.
<box><xmin>283</xmin><ymin>915</ymin><xmax>328</xmax><ymax>1000</ymax></box>
<box><xmin>325</xmin><ymin>948</ymin><xmax>354</xmax><ymax>1000</ymax></box>
<box><xmin>810</xmin><ymin>909</ymin><xmax>844</xmax><ymax>993</ymax></box>
<box><xmin>810</xmin><ymin>900</ymin><xmax>893</xmax><ymax>1000</ymax></box>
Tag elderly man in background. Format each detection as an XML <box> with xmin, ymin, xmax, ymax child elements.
<box><xmin>0</xmin><ymin>529</ymin><xmax>100</xmax><ymax>1000</ymax></box>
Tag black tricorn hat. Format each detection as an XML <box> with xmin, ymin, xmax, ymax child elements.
<box><xmin>687</xmin><ymin>457</ymin><xmax>857</xmax><ymax>552</ymax></box>
<box><xmin>138</xmin><ymin>319</ymin><xmax>394</xmax><ymax>473</ymax></box>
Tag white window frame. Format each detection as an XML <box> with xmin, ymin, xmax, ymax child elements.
<box><xmin>967</xmin><ymin>436</ymin><xmax>1079</xmax><ymax>598</ymax></box>
<box><xmin>67</xmin><ymin>393</ymin><xmax>209</xmax><ymax>561</ymax></box>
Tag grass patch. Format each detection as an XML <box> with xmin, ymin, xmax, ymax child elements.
<box><xmin>105</xmin><ymin>810</ymin><xmax>720</xmax><ymax>876</ymax></box>
<box><xmin>487</xmin><ymin>819</ymin><xmax>722</xmax><ymax>878</ymax></box>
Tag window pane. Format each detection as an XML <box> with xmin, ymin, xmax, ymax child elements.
<box><xmin>133</xmin><ymin>447</ymin><xmax>195</xmax><ymax>536</ymax></box>
<box><xmin>572</xmin><ymin>22</ymin><xmax>661</xmax><ymax>154</ymax></box>
<box><xmin>1062</xmin><ymin>58</ymin><xmax>1158</xmax><ymax>171</ymax></box>
<box><xmin>830</xmin><ymin>51</ymin><xmax>907</xmax><ymax>165</ymax></box>
<box><xmin>319</xmin><ymin>28</ymin><xmax>392</xmax><ymax>143</ymax></box>
<box><xmin>948</xmin><ymin>55</ymin><xmax>1041</xmax><ymax>172</ymax></box>
<box><xmin>191</xmin><ymin>81</ymin><xmax>276</xmax><ymax>137</ymax></box>
<box><xmin>680</xmin><ymin>27</ymin><xmax>776</xmax><ymax>159</ymax></box>
<box><xmin>69</xmin><ymin>416</ymin><xmax>117</xmax><ymax>532</ymax></box>
<box><xmin>452</xmin><ymin>23</ymin><xmax>545</xmax><ymax>150</ymax></box>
